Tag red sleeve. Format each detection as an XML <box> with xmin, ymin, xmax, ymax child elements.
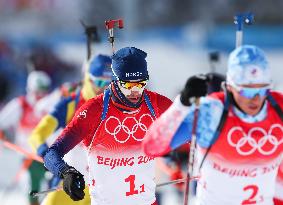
<box><xmin>141</xmin><ymin>91</ymin><xmax>173</xmax><ymax>157</ymax></box>
<box><xmin>54</xmin><ymin>96</ymin><xmax>103</xmax><ymax>154</ymax></box>
<box><xmin>82</xmin><ymin>97</ymin><xmax>104</xmax><ymax>147</ymax></box>
<box><xmin>274</xmin><ymin>198</ymin><xmax>283</xmax><ymax>205</ymax></box>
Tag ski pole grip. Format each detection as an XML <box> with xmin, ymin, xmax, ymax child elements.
<box><xmin>234</xmin><ymin>14</ymin><xmax>243</xmax><ymax>31</ymax></box>
<box><xmin>105</xmin><ymin>19</ymin><xmax>124</xmax><ymax>30</ymax></box>
<box><xmin>234</xmin><ymin>12</ymin><xmax>254</xmax><ymax>31</ymax></box>
<box><xmin>105</xmin><ymin>20</ymin><xmax>115</xmax><ymax>30</ymax></box>
<box><xmin>118</xmin><ymin>19</ymin><xmax>124</xmax><ymax>28</ymax></box>
<box><xmin>244</xmin><ymin>12</ymin><xmax>254</xmax><ymax>25</ymax></box>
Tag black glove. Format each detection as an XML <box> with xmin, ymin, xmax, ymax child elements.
<box><xmin>180</xmin><ymin>74</ymin><xmax>208</xmax><ymax>106</ymax></box>
<box><xmin>205</xmin><ymin>72</ymin><xmax>225</xmax><ymax>94</ymax></box>
<box><xmin>61</xmin><ymin>167</ymin><xmax>85</xmax><ymax>201</ymax></box>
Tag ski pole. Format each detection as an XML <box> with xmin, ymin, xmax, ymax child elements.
<box><xmin>105</xmin><ymin>19</ymin><xmax>124</xmax><ymax>54</ymax></box>
<box><xmin>30</xmin><ymin>176</ymin><xmax>200</xmax><ymax>198</ymax></box>
<box><xmin>80</xmin><ymin>20</ymin><xmax>99</xmax><ymax>60</ymax></box>
<box><xmin>156</xmin><ymin>175</ymin><xmax>200</xmax><ymax>188</ymax></box>
<box><xmin>183</xmin><ymin>98</ymin><xmax>200</xmax><ymax>205</ymax></box>
<box><xmin>29</xmin><ymin>186</ymin><xmax>63</xmax><ymax>198</ymax></box>
<box><xmin>30</xmin><ymin>178</ymin><xmax>85</xmax><ymax>198</ymax></box>
<box><xmin>208</xmin><ymin>51</ymin><xmax>220</xmax><ymax>73</ymax></box>
<box><xmin>0</xmin><ymin>138</ymin><xmax>43</xmax><ymax>163</ymax></box>
<box><xmin>234</xmin><ymin>12</ymin><xmax>254</xmax><ymax>48</ymax></box>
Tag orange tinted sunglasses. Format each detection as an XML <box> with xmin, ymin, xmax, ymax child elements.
<box><xmin>119</xmin><ymin>80</ymin><xmax>148</xmax><ymax>89</ymax></box>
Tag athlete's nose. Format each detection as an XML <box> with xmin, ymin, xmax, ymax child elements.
<box><xmin>131</xmin><ymin>90</ymin><xmax>140</xmax><ymax>96</ymax></box>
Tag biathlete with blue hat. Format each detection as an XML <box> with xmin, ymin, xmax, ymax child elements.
<box><xmin>29</xmin><ymin>54</ymin><xmax>112</xmax><ymax>205</ymax></box>
<box><xmin>43</xmin><ymin>47</ymin><xmax>172</xmax><ymax>205</ymax></box>
<box><xmin>143</xmin><ymin>45</ymin><xmax>283</xmax><ymax>205</ymax></box>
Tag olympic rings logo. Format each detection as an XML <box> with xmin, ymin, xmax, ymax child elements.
<box><xmin>227</xmin><ymin>124</ymin><xmax>283</xmax><ymax>156</ymax></box>
<box><xmin>104</xmin><ymin>114</ymin><xmax>154</xmax><ymax>143</ymax></box>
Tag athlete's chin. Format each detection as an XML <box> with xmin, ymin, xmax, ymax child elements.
<box><xmin>127</xmin><ymin>97</ymin><xmax>141</xmax><ymax>103</ymax></box>
<box><xmin>129</xmin><ymin>99</ymin><xmax>139</xmax><ymax>103</ymax></box>
<box><xmin>246</xmin><ymin>106</ymin><xmax>261</xmax><ymax>116</ymax></box>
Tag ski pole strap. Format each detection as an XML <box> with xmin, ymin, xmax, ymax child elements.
<box><xmin>198</xmin><ymin>92</ymin><xmax>231</xmax><ymax>170</ymax></box>
<box><xmin>101</xmin><ymin>89</ymin><xmax>156</xmax><ymax>120</ymax></box>
<box><xmin>144</xmin><ymin>93</ymin><xmax>156</xmax><ymax>119</ymax></box>
<box><xmin>101</xmin><ymin>88</ymin><xmax>111</xmax><ymax>121</ymax></box>
<box><xmin>267</xmin><ymin>94</ymin><xmax>283</xmax><ymax>121</ymax></box>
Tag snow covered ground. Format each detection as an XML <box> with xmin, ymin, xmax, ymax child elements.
<box><xmin>0</xmin><ymin>148</ymin><xmax>30</xmax><ymax>205</ymax></box>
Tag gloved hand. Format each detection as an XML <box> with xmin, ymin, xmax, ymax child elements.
<box><xmin>180</xmin><ymin>74</ymin><xmax>208</xmax><ymax>106</ymax></box>
<box><xmin>61</xmin><ymin>167</ymin><xmax>85</xmax><ymax>201</ymax></box>
<box><xmin>37</xmin><ymin>143</ymin><xmax>49</xmax><ymax>157</ymax></box>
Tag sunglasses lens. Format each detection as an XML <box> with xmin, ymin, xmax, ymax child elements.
<box><xmin>239</xmin><ymin>87</ymin><xmax>269</xmax><ymax>99</ymax></box>
<box><xmin>101</xmin><ymin>80</ymin><xmax>110</xmax><ymax>87</ymax></box>
<box><xmin>120</xmin><ymin>80</ymin><xmax>147</xmax><ymax>89</ymax></box>
<box><xmin>92</xmin><ymin>79</ymin><xmax>111</xmax><ymax>88</ymax></box>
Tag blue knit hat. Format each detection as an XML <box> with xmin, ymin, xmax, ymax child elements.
<box><xmin>227</xmin><ymin>45</ymin><xmax>271</xmax><ymax>85</ymax></box>
<box><xmin>111</xmin><ymin>47</ymin><xmax>149</xmax><ymax>81</ymax></box>
<box><xmin>89</xmin><ymin>54</ymin><xmax>112</xmax><ymax>78</ymax></box>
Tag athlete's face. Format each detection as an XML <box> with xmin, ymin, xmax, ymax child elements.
<box><xmin>227</xmin><ymin>83</ymin><xmax>270</xmax><ymax>116</ymax></box>
<box><xmin>33</xmin><ymin>91</ymin><xmax>48</xmax><ymax>101</ymax></box>
<box><xmin>118</xmin><ymin>79</ymin><xmax>148</xmax><ymax>103</ymax></box>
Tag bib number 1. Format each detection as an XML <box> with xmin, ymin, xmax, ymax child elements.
<box><xmin>124</xmin><ymin>175</ymin><xmax>145</xmax><ymax>196</ymax></box>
